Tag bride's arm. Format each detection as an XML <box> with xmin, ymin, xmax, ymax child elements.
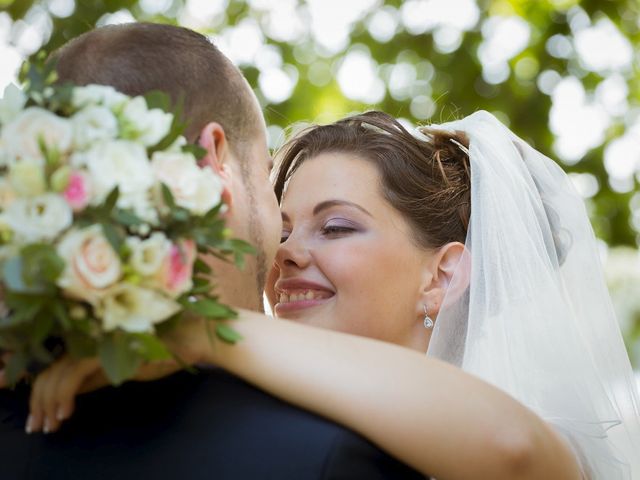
<box><xmin>207</xmin><ymin>310</ymin><xmax>582</xmax><ymax>480</ymax></box>
<box><xmin>25</xmin><ymin>310</ymin><xmax>582</xmax><ymax>480</ymax></box>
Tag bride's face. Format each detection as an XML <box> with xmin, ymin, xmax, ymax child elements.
<box><xmin>266</xmin><ymin>152</ymin><xmax>434</xmax><ymax>350</ymax></box>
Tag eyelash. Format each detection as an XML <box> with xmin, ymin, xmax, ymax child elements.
<box><xmin>321</xmin><ymin>225</ymin><xmax>356</xmax><ymax>237</ymax></box>
<box><xmin>279</xmin><ymin>224</ymin><xmax>356</xmax><ymax>243</ymax></box>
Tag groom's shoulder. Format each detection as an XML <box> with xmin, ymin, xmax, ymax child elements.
<box><xmin>0</xmin><ymin>369</ymin><xmax>424</xmax><ymax>479</ymax></box>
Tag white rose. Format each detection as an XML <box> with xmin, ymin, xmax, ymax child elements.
<box><xmin>99</xmin><ymin>283</ymin><xmax>181</xmax><ymax>333</ymax></box>
<box><xmin>84</xmin><ymin>140</ymin><xmax>154</xmax><ymax>203</ymax></box>
<box><xmin>121</xmin><ymin>97</ymin><xmax>172</xmax><ymax>147</ymax></box>
<box><xmin>151</xmin><ymin>151</ymin><xmax>223</xmax><ymax>215</ymax></box>
<box><xmin>8</xmin><ymin>159</ymin><xmax>46</xmax><ymax>197</ymax></box>
<box><xmin>72</xmin><ymin>105</ymin><xmax>118</xmax><ymax>149</ymax></box>
<box><xmin>4</xmin><ymin>193</ymin><xmax>72</xmax><ymax>243</ymax></box>
<box><xmin>72</xmin><ymin>84</ymin><xmax>128</xmax><ymax>110</ymax></box>
<box><xmin>56</xmin><ymin>225</ymin><xmax>122</xmax><ymax>304</ymax></box>
<box><xmin>0</xmin><ymin>83</ymin><xmax>27</xmax><ymax>125</ymax></box>
<box><xmin>126</xmin><ymin>232</ymin><xmax>171</xmax><ymax>277</ymax></box>
<box><xmin>1</xmin><ymin>107</ymin><xmax>73</xmax><ymax>163</ymax></box>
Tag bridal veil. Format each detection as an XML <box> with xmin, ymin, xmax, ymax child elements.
<box><xmin>420</xmin><ymin>111</ymin><xmax>640</xmax><ymax>479</ymax></box>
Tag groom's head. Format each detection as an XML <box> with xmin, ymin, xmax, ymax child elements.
<box><xmin>53</xmin><ymin>23</ymin><xmax>281</xmax><ymax>310</ymax></box>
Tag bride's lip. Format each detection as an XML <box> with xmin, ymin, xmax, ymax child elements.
<box><xmin>273</xmin><ymin>279</ymin><xmax>335</xmax><ymax>316</ymax></box>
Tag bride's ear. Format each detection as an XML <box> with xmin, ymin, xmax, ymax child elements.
<box><xmin>197</xmin><ymin>122</ymin><xmax>233</xmax><ymax>209</ymax></box>
<box><xmin>419</xmin><ymin>242</ymin><xmax>468</xmax><ymax>319</ymax></box>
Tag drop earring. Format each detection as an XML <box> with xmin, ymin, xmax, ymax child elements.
<box><xmin>423</xmin><ymin>305</ymin><xmax>434</xmax><ymax>329</ymax></box>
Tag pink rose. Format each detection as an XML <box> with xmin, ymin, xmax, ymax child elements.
<box><xmin>63</xmin><ymin>172</ymin><xmax>92</xmax><ymax>212</ymax></box>
<box><xmin>155</xmin><ymin>239</ymin><xmax>196</xmax><ymax>298</ymax></box>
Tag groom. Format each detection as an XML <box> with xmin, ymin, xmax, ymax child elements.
<box><xmin>0</xmin><ymin>23</ymin><xmax>421</xmax><ymax>479</ymax></box>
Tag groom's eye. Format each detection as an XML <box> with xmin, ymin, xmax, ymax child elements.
<box><xmin>280</xmin><ymin>231</ymin><xmax>290</xmax><ymax>243</ymax></box>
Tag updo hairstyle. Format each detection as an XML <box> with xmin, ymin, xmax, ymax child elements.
<box><xmin>273</xmin><ymin>111</ymin><xmax>471</xmax><ymax>249</ymax></box>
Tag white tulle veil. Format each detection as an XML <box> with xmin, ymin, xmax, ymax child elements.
<box><xmin>418</xmin><ymin>111</ymin><xmax>640</xmax><ymax>479</ymax></box>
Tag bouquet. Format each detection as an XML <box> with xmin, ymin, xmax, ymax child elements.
<box><xmin>0</xmin><ymin>61</ymin><xmax>253</xmax><ymax>385</ymax></box>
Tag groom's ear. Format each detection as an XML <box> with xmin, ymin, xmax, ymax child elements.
<box><xmin>197</xmin><ymin>122</ymin><xmax>233</xmax><ymax>209</ymax></box>
<box><xmin>419</xmin><ymin>242</ymin><xmax>468</xmax><ymax>317</ymax></box>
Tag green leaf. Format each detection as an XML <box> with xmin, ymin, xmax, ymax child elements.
<box><xmin>50</xmin><ymin>300</ymin><xmax>71</xmax><ymax>330</ymax></box>
<box><xmin>193</xmin><ymin>258</ymin><xmax>212</xmax><ymax>274</ymax></box>
<box><xmin>130</xmin><ymin>333</ymin><xmax>172</xmax><ymax>361</ymax></box>
<box><xmin>171</xmin><ymin>208</ymin><xmax>189</xmax><ymax>222</ymax></box>
<box><xmin>215</xmin><ymin>324</ymin><xmax>242</xmax><ymax>344</ymax></box>
<box><xmin>143</xmin><ymin>90</ymin><xmax>171</xmax><ymax>111</ymax></box>
<box><xmin>104</xmin><ymin>187</ymin><xmax>120</xmax><ymax>213</ymax></box>
<box><xmin>112</xmin><ymin>209</ymin><xmax>144</xmax><ymax>226</ymax></box>
<box><xmin>181</xmin><ymin>143</ymin><xmax>207</xmax><ymax>160</ymax></box>
<box><xmin>98</xmin><ymin>332</ymin><xmax>143</xmax><ymax>386</ymax></box>
<box><xmin>66</xmin><ymin>331</ymin><xmax>98</xmax><ymax>358</ymax></box>
<box><xmin>190</xmin><ymin>276</ymin><xmax>212</xmax><ymax>295</ymax></box>
<box><xmin>101</xmin><ymin>222</ymin><xmax>123</xmax><ymax>254</ymax></box>
<box><xmin>21</xmin><ymin>243</ymin><xmax>65</xmax><ymax>285</ymax></box>
<box><xmin>31</xmin><ymin>314</ymin><xmax>54</xmax><ymax>343</ymax></box>
<box><xmin>0</xmin><ymin>298</ymin><xmax>44</xmax><ymax>327</ymax></box>
<box><xmin>161</xmin><ymin>183</ymin><xmax>176</xmax><ymax>210</ymax></box>
<box><xmin>183</xmin><ymin>299</ymin><xmax>236</xmax><ymax>319</ymax></box>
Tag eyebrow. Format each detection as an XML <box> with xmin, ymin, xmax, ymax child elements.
<box><xmin>281</xmin><ymin>199</ymin><xmax>373</xmax><ymax>221</ymax></box>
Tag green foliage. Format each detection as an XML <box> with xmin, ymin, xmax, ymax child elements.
<box><xmin>99</xmin><ymin>332</ymin><xmax>143</xmax><ymax>386</ymax></box>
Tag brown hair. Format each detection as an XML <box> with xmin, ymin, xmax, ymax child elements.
<box><xmin>273</xmin><ymin>111</ymin><xmax>471</xmax><ymax>249</ymax></box>
<box><xmin>52</xmin><ymin>22</ymin><xmax>259</xmax><ymax>150</ymax></box>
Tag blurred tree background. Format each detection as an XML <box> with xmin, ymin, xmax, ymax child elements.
<box><xmin>1</xmin><ymin>0</ymin><xmax>639</xmax><ymax>368</ymax></box>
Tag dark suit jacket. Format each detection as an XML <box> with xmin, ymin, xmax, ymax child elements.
<box><xmin>0</xmin><ymin>369</ymin><xmax>424</xmax><ymax>479</ymax></box>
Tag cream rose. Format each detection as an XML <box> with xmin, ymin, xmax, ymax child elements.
<box><xmin>99</xmin><ymin>283</ymin><xmax>181</xmax><ymax>332</ymax></box>
<box><xmin>8</xmin><ymin>159</ymin><xmax>46</xmax><ymax>197</ymax></box>
<box><xmin>1</xmin><ymin>107</ymin><xmax>73</xmax><ymax>163</ymax></box>
<box><xmin>151</xmin><ymin>151</ymin><xmax>223</xmax><ymax>215</ymax></box>
<box><xmin>4</xmin><ymin>194</ymin><xmax>72</xmax><ymax>243</ymax></box>
<box><xmin>72</xmin><ymin>105</ymin><xmax>118</xmax><ymax>149</ymax></box>
<box><xmin>127</xmin><ymin>232</ymin><xmax>171</xmax><ymax>277</ymax></box>
<box><xmin>57</xmin><ymin>225</ymin><xmax>122</xmax><ymax>304</ymax></box>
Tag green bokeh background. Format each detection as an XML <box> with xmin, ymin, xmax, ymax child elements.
<box><xmin>2</xmin><ymin>0</ymin><xmax>639</xmax><ymax>367</ymax></box>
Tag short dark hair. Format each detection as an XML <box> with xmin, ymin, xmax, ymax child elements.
<box><xmin>274</xmin><ymin>111</ymin><xmax>471</xmax><ymax>249</ymax></box>
<box><xmin>52</xmin><ymin>22</ymin><xmax>259</xmax><ymax>148</ymax></box>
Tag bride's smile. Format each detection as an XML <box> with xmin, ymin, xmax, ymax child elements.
<box><xmin>273</xmin><ymin>278</ymin><xmax>336</xmax><ymax>314</ymax></box>
<box><xmin>267</xmin><ymin>150</ymin><xmax>439</xmax><ymax>350</ymax></box>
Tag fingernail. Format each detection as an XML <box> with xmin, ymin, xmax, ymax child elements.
<box><xmin>43</xmin><ymin>418</ymin><xmax>50</xmax><ymax>434</ymax></box>
<box><xmin>56</xmin><ymin>407</ymin><xmax>66</xmax><ymax>421</ymax></box>
<box><xmin>25</xmin><ymin>415</ymin><xmax>33</xmax><ymax>434</ymax></box>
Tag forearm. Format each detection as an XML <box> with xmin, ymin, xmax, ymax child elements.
<box><xmin>202</xmin><ymin>310</ymin><xmax>581</xmax><ymax>480</ymax></box>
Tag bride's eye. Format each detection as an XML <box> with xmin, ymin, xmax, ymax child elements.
<box><xmin>280</xmin><ymin>230</ymin><xmax>291</xmax><ymax>243</ymax></box>
<box><xmin>321</xmin><ymin>220</ymin><xmax>357</xmax><ymax>237</ymax></box>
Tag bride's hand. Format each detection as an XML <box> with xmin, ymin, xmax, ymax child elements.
<box><xmin>27</xmin><ymin>316</ymin><xmax>215</xmax><ymax>434</ymax></box>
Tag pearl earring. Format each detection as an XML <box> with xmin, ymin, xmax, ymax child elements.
<box><xmin>423</xmin><ymin>305</ymin><xmax>434</xmax><ymax>329</ymax></box>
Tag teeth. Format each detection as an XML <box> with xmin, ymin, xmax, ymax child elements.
<box><xmin>278</xmin><ymin>290</ymin><xmax>327</xmax><ymax>304</ymax></box>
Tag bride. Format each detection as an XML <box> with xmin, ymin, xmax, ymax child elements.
<box><xmin>21</xmin><ymin>111</ymin><xmax>640</xmax><ymax>479</ymax></box>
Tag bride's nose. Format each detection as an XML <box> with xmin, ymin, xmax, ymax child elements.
<box><xmin>275</xmin><ymin>233</ymin><xmax>312</xmax><ymax>270</ymax></box>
